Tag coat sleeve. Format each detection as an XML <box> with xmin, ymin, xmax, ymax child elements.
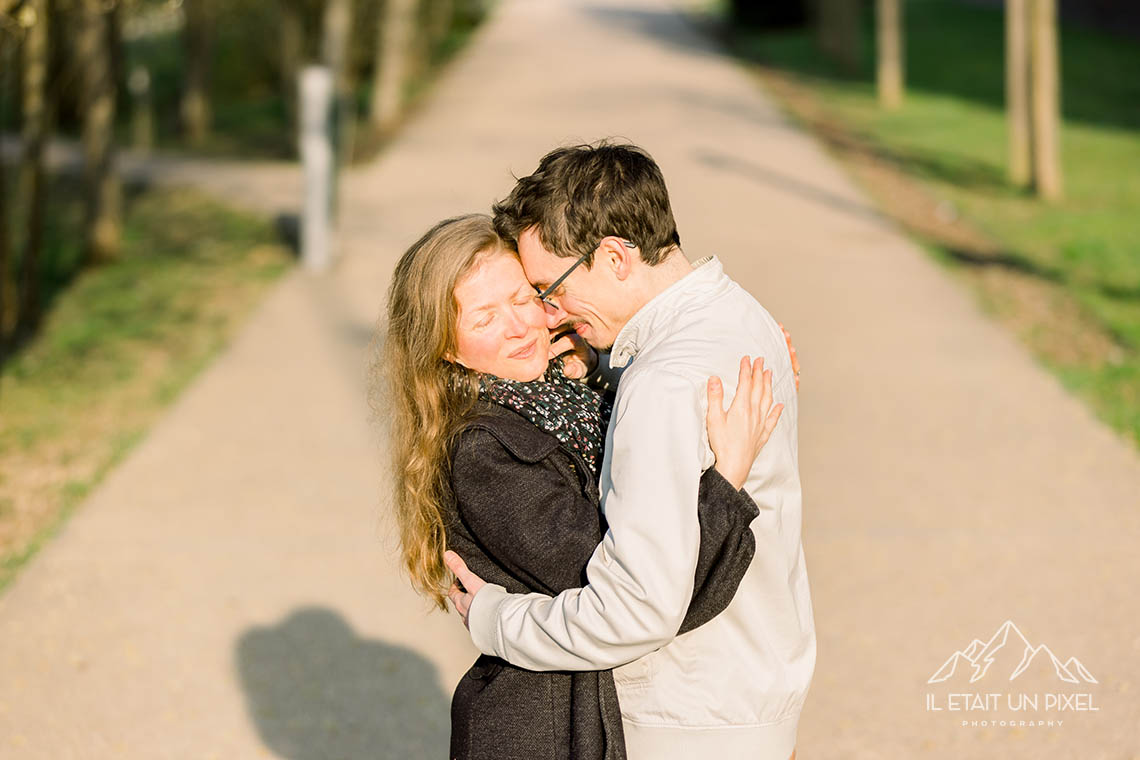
<box><xmin>450</xmin><ymin>428</ymin><xmax>605</xmax><ymax>596</ymax></box>
<box><xmin>453</xmin><ymin>424</ymin><xmax>757</xmax><ymax>631</ymax></box>
<box><xmin>466</xmin><ymin>370</ymin><xmax>711</xmax><ymax>671</ymax></box>
<box><xmin>679</xmin><ymin>467</ymin><xmax>759</xmax><ymax>635</ymax></box>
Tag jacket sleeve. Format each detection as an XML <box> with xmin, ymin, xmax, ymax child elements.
<box><xmin>467</xmin><ymin>369</ymin><xmax>712</xmax><ymax>671</ymax></box>
<box><xmin>679</xmin><ymin>467</ymin><xmax>759</xmax><ymax>635</ymax></box>
<box><xmin>450</xmin><ymin>428</ymin><xmax>606</xmax><ymax>596</ymax></box>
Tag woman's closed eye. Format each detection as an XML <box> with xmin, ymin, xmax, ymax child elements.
<box><xmin>473</xmin><ymin>313</ymin><xmax>494</xmax><ymax>329</ymax></box>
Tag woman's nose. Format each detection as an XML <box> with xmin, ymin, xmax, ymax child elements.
<box><xmin>503</xmin><ymin>308</ymin><xmax>528</xmax><ymax>338</ymax></box>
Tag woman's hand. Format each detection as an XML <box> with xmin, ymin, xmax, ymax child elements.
<box><xmin>706</xmin><ymin>356</ymin><xmax>784</xmax><ymax>490</ymax></box>
<box><xmin>548</xmin><ymin>328</ymin><xmax>597</xmax><ymax>379</ymax></box>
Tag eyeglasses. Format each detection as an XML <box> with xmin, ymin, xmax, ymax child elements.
<box><xmin>536</xmin><ymin>238</ymin><xmax>637</xmax><ymax>307</ymax></box>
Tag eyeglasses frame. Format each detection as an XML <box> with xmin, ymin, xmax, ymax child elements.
<box><xmin>536</xmin><ymin>238</ymin><xmax>638</xmax><ymax>307</ymax></box>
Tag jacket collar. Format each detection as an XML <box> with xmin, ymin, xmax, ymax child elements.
<box><xmin>609</xmin><ymin>255</ymin><xmax>721</xmax><ymax>369</ymax></box>
<box><xmin>460</xmin><ymin>400</ymin><xmax>561</xmax><ymax>463</ymax></box>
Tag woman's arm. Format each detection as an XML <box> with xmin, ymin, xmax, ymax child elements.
<box><xmin>450</xmin><ymin>427</ymin><xmax>603</xmax><ymax>597</ymax></box>
<box><xmin>681</xmin><ymin>468</ymin><xmax>759</xmax><ymax>634</ymax></box>
<box><xmin>449</xmin><ymin>427</ymin><xmax>762</xmax><ymax>630</ymax></box>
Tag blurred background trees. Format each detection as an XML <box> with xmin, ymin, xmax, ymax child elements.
<box><xmin>728</xmin><ymin>0</ymin><xmax>1066</xmax><ymax>196</ymax></box>
<box><xmin>0</xmin><ymin>0</ymin><xmax>489</xmax><ymax>580</ymax></box>
<box><xmin>712</xmin><ymin>0</ymin><xmax>1140</xmax><ymax>447</ymax></box>
<box><xmin>0</xmin><ymin>0</ymin><xmax>488</xmax><ymax>362</ymax></box>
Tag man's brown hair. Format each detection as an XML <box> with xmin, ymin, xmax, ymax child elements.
<box><xmin>492</xmin><ymin>140</ymin><xmax>682</xmax><ymax>267</ymax></box>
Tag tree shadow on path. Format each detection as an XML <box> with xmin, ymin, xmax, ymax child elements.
<box><xmin>235</xmin><ymin>607</ymin><xmax>451</xmax><ymax>760</ymax></box>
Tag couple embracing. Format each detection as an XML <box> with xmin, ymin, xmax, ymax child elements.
<box><xmin>382</xmin><ymin>140</ymin><xmax>815</xmax><ymax>760</ymax></box>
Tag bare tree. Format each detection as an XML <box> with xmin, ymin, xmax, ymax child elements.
<box><xmin>0</xmin><ymin>3</ymin><xmax>13</xmax><ymax>361</ymax></box>
<box><xmin>876</xmin><ymin>0</ymin><xmax>902</xmax><ymax>109</ymax></box>
<box><xmin>181</xmin><ymin>0</ymin><xmax>212</xmax><ymax>145</ymax></box>
<box><xmin>0</xmin><ymin>144</ymin><xmax>7</xmax><ymax>364</ymax></box>
<box><xmin>321</xmin><ymin>0</ymin><xmax>352</xmax><ymax>95</ymax></box>
<box><xmin>16</xmin><ymin>0</ymin><xmax>50</xmax><ymax>337</ymax></box>
<box><xmin>76</xmin><ymin>0</ymin><xmax>122</xmax><ymax>264</ymax></box>
<box><xmin>1030</xmin><ymin>0</ymin><xmax>1061</xmax><ymax>200</ymax></box>
<box><xmin>280</xmin><ymin>0</ymin><xmax>304</xmax><ymax>140</ymax></box>
<box><xmin>370</xmin><ymin>0</ymin><xmax>418</xmax><ymax>132</ymax></box>
<box><xmin>1005</xmin><ymin>0</ymin><xmax>1032</xmax><ymax>187</ymax></box>
<box><xmin>816</xmin><ymin>0</ymin><xmax>861</xmax><ymax>74</ymax></box>
<box><xmin>322</xmin><ymin>0</ymin><xmax>354</xmax><ymax>167</ymax></box>
<box><xmin>425</xmin><ymin>0</ymin><xmax>453</xmax><ymax>52</ymax></box>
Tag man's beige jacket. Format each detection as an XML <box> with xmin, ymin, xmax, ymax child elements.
<box><xmin>468</xmin><ymin>256</ymin><xmax>816</xmax><ymax>760</ymax></box>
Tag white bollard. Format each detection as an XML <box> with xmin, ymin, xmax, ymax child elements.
<box><xmin>300</xmin><ymin>65</ymin><xmax>335</xmax><ymax>272</ymax></box>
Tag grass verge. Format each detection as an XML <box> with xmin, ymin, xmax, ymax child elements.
<box><xmin>698</xmin><ymin>0</ymin><xmax>1140</xmax><ymax>446</ymax></box>
<box><xmin>0</xmin><ymin>183</ymin><xmax>293</xmax><ymax>592</ymax></box>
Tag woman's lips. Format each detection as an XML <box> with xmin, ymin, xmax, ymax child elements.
<box><xmin>509</xmin><ymin>337</ymin><xmax>538</xmax><ymax>360</ymax></box>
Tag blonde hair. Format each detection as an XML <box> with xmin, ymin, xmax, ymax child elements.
<box><xmin>371</xmin><ymin>214</ymin><xmax>507</xmax><ymax>611</ymax></box>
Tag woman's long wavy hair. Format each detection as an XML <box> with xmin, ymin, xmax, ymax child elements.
<box><xmin>374</xmin><ymin>214</ymin><xmax>507</xmax><ymax>611</ymax></box>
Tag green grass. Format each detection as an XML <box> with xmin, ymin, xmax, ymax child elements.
<box><xmin>0</xmin><ymin>183</ymin><xmax>293</xmax><ymax>593</ymax></box>
<box><xmin>716</xmin><ymin>0</ymin><xmax>1140</xmax><ymax>446</ymax></box>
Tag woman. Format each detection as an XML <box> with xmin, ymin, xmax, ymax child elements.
<box><xmin>379</xmin><ymin>214</ymin><xmax>785</xmax><ymax>760</ymax></box>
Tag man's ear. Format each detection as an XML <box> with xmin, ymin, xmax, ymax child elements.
<box><xmin>598</xmin><ymin>236</ymin><xmax>636</xmax><ymax>282</ymax></box>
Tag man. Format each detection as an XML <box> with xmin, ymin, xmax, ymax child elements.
<box><xmin>444</xmin><ymin>141</ymin><xmax>815</xmax><ymax>760</ymax></box>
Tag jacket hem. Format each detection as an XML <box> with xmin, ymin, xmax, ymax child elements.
<box><xmin>620</xmin><ymin>711</ymin><xmax>799</xmax><ymax>760</ymax></box>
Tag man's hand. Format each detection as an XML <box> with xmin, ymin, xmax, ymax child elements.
<box><xmin>548</xmin><ymin>328</ymin><xmax>597</xmax><ymax>379</ymax></box>
<box><xmin>444</xmin><ymin>550</ymin><xmax>487</xmax><ymax>630</ymax></box>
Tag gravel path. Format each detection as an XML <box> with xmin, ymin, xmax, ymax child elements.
<box><xmin>2</xmin><ymin>1</ymin><xmax>1137</xmax><ymax>757</ymax></box>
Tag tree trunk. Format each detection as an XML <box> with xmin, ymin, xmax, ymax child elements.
<box><xmin>76</xmin><ymin>0</ymin><xmax>122</xmax><ymax>264</ymax></box>
<box><xmin>16</xmin><ymin>0</ymin><xmax>51</xmax><ymax>339</ymax></box>
<box><xmin>876</xmin><ymin>0</ymin><xmax>903</xmax><ymax>109</ymax></box>
<box><xmin>1030</xmin><ymin>0</ymin><xmax>1062</xmax><ymax>200</ymax></box>
<box><xmin>1005</xmin><ymin>0</ymin><xmax>1032</xmax><ymax>187</ymax></box>
<box><xmin>322</xmin><ymin>0</ymin><xmax>355</xmax><ymax>168</ymax></box>
<box><xmin>181</xmin><ymin>0</ymin><xmax>213</xmax><ymax>145</ymax></box>
<box><xmin>0</xmin><ymin>23</ymin><xmax>11</xmax><ymax>361</ymax></box>
<box><xmin>0</xmin><ymin>145</ymin><xmax>7</xmax><ymax>367</ymax></box>
<box><xmin>370</xmin><ymin>0</ymin><xmax>418</xmax><ymax>132</ymax></box>
<box><xmin>426</xmin><ymin>0</ymin><xmax>454</xmax><ymax>52</ymax></box>
<box><xmin>322</xmin><ymin>0</ymin><xmax>353</xmax><ymax>94</ymax></box>
<box><xmin>816</xmin><ymin>0</ymin><xmax>861</xmax><ymax>74</ymax></box>
<box><xmin>280</xmin><ymin>0</ymin><xmax>304</xmax><ymax>144</ymax></box>
<box><xmin>128</xmin><ymin>66</ymin><xmax>154</xmax><ymax>153</ymax></box>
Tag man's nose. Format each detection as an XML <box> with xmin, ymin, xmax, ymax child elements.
<box><xmin>543</xmin><ymin>299</ymin><xmax>568</xmax><ymax>329</ymax></box>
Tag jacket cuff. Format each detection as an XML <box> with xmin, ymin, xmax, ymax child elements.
<box><xmin>467</xmin><ymin>582</ymin><xmax>509</xmax><ymax>656</ymax></box>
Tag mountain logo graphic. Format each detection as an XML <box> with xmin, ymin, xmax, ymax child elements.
<box><xmin>927</xmin><ymin>620</ymin><xmax>1097</xmax><ymax>685</ymax></box>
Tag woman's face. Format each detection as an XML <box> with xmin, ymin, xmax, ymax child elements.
<box><xmin>452</xmin><ymin>252</ymin><xmax>551</xmax><ymax>382</ymax></box>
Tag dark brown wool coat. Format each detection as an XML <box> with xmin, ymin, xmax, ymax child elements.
<box><xmin>445</xmin><ymin>400</ymin><xmax>760</xmax><ymax>760</ymax></box>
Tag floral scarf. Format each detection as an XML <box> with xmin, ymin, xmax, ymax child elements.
<box><xmin>477</xmin><ymin>362</ymin><xmax>613</xmax><ymax>476</ymax></box>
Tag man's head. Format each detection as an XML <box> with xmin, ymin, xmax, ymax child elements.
<box><xmin>492</xmin><ymin>141</ymin><xmax>683</xmax><ymax>350</ymax></box>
